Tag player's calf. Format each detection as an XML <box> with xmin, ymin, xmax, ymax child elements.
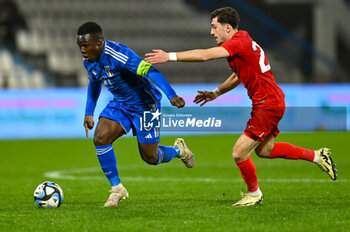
<box><xmin>140</xmin><ymin>153</ymin><xmax>159</xmax><ymax>165</ymax></box>
<box><xmin>138</xmin><ymin>143</ymin><xmax>159</xmax><ymax>165</ymax></box>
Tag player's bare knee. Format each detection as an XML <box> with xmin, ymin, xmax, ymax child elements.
<box><xmin>93</xmin><ymin>134</ymin><xmax>109</xmax><ymax>146</ymax></box>
<box><xmin>232</xmin><ymin>151</ymin><xmax>240</xmax><ymax>161</ymax></box>
<box><xmin>232</xmin><ymin>149</ymin><xmax>244</xmax><ymax>162</ymax></box>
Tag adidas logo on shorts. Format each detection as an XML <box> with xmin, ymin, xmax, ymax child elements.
<box><xmin>145</xmin><ymin>133</ymin><xmax>152</xmax><ymax>139</ymax></box>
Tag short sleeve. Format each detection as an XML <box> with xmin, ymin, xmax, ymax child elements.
<box><xmin>106</xmin><ymin>42</ymin><xmax>152</xmax><ymax>77</ymax></box>
<box><xmin>117</xmin><ymin>46</ymin><xmax>143</xmax><ymax>75</ymax></box>
<box><xmin>220</xmin><ymin>38</ymin><xmax>242</xmax><ymax>57</ymax></box>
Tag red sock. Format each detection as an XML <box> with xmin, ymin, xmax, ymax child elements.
<box><xmin>270</xmin><ymin>142</ymin><xmax>315</xmax><ymax>162</ymax></box>
<box><xmin>235</xmin><ymin>157</ymin><xmax>259</xmax><ymax>192</ymax></box>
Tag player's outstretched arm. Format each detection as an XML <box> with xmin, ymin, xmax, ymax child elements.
<box><xmin>193</xmin><ymin>73</ymin><xmax>241</xmax><ymax>106</ymax></box>
<box><xmin>144</xmin><ymin>49</ymin><xmax>170</xmax><ymax>64</ymax></box>
<box><xmin>145</xmin><ymin>47</ymin><xmax>230</xmax><ymax>64</ymax></box>
<box><xmin>217</xmin><ymin>73</ymin><xmax>241</xmax><ymax>94</ymax></box>
<box><xmin>146</xmin><ymin>65</ymin><xmax>185</xmax><ymax>108</ymax></box>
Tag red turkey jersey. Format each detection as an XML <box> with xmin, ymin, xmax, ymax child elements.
<box><xmin>220</xmin><ymin>31</ymin><xmax>284</xmax><ymax>106</ymax></box>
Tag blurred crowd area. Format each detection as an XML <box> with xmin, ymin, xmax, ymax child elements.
<box><xmin>0</xmin><ymin>0</ymin><xmax>349</xmax><ymax>88</ymax></box>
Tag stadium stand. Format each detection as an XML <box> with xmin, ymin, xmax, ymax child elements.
<box><xmin>14</xmin><ymin>0</ymin><xmax>231</xmax><ymax>86</ymax></box>
<box><xmin>9</xmin><ymin>0</ymin><xmax>350</xmax><ymax>87</ymax></box>
<box><xmin>0</xmin><ymin>48</ymin><xmax>47</xmax><ymax>88</ymax></box>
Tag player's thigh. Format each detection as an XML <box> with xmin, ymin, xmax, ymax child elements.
<box><xmin>255</xmin><ymin>135</ymin><xmax>275</xmax><ymax>158</ymax></box>
<box><xmin>233</xmin><ymin>133</ymin><xmax>261</xmax><ymax>161</ymax></box>
<box><xmin>133</xmin><ymin>118</ymin><xmax>160</xmax><ymax>163</ymax></box>
<box><xmin>244</xmin><ymin>105</ymin><xmax>284</xmax><ymax>142</ymax></box>
<box><xmin>94</xmin><ymin>117</ymin><xmax>126</xmax><ymax>145</ymax></box>
<box><xmin>137</xmin><ymin>142</ymin><xmax>159</xmax><ymax>165</ymax></box>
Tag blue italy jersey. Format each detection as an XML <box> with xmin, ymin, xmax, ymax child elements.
<box><xmin>83</xmin><ymin>41</ymin><xmax>162</xmax><ymax>108</ymax></box>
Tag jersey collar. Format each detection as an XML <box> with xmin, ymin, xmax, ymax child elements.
<box><xmin>97</xmin><ymin>41</ymin><xmax>107</xmax><ymax>63</ymax></box>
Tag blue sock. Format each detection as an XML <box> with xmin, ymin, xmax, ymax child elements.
<box><xmin>96</xmin><ymin>144</ymin><xmax>120</xmax><ymax>187</ymax></box>
<box><xmin>156</xmin><ymin>145</ymin><xmax>181</xmax><ymax>165</ymax></box>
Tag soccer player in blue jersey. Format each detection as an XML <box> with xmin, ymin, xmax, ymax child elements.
<box><xmin>76</xmin><ymin>22</ymin><xmax>194</xmax><ymax>207</ymax></box>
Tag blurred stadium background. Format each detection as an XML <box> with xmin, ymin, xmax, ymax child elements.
<box><xmin>1</xmin><ymin>3</ymin><xmax>349</xmax><ymax>231</ymax></box>
<box><xmin>0</xmin><ymin>0</ymin><xmax>349</xmax><ymax>139</ymax></box>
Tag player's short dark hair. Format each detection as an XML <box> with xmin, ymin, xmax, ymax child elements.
<box><xmin>210</xmin><ymin>7</ymin><xmax>240</xmax><ymax>29</ymax></box>
<box><xmin>77</xmin><ymin>22</ymin><xmax>103</xmax><ymax>38</ymax></box>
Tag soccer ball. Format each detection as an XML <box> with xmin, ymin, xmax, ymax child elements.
<box><xmin>34</xmin><ymin>181</ymin><xmax>64</xmax><ymax>208</ymax></box>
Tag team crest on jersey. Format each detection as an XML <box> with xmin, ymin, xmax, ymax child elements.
<box><xmin>104</xmin><ymin>66</ymin><xmax>113</xmax><ymax>77</ymax></box>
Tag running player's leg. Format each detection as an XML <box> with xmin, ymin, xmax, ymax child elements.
<box><xmin>232</xmin><ymin>134</ymin><xmax>263</xmax><ymax>206</ymax></box>
<box><xmin>137</xmin><ymin>142</ymin><xmax>180</xmax><ymax>165</ymax></box>
<box><xmin>94</xmin><ymin>117</ymin><xmax>129</xmax><ymax>207</ymax></box>
<box><xmin>134</xmin><ymin>105</ymin><xmax>193</xmax><ymax>167</ymax></box>
<box><xmin>94</xmin><ymin>117</ymin><xmax>125</xmax><ymax>187</ymax></box>
<box><xmin>138</xmin><ymin>139</ymin><xmax>194</xmax><ymax>167</ymax></box>
<box><xmin>232</xmin><ymin>105</ymin><xmax>282</xmax><ymax>206</ymax></box>
<box><xmin>255</xmin><ymin>135</ymin><xmax>314</xmax><ymax>161</ymax></box>
<box><xmin>255</xmin><ymin>135</ymin><xmax>337</xmax><ymax>180</ymax></box>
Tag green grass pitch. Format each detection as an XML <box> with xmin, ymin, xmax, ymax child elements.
<box><xmin>0</xmin><ymin>132</ymin><xmax>349</xmax><ymax>232</ymax></box>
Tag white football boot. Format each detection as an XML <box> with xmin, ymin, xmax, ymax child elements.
<box><xmin>104</xmin><ymin>183</ymin><xmax>129</xmax><ymax>207</ymax></box>
<box><xmin>174</xmin><ymin>138</ymin><xmax>194</xmax><ymax>168</ymax></box>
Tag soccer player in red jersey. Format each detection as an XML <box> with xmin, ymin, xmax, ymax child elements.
<box><xmin>145</xmin><ymin>7</ymin><xmax>337</xmax><ymax>206</ymax></box>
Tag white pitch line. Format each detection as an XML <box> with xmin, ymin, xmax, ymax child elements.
<box><xmin>44</xmin><ymin>167</ymin><xmax>348</xmax><ymax>183</ymax></box>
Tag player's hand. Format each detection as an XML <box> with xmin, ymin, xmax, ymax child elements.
<box><xmin>83</xmin><ymin>115</ymin><xmax>94</xmax><ymax>137</ymax></box>
<box><xmin>193</xmin><ymin>90</ymin><xmax>216</xmax><ymax>106</ymax></box>
<box><xmin>170</xmin><ymin>95</ymin><xmax>185</xmax><ymax>108</ymax></box>
<box><xmin>145</xmin><ymin>49</ymin><xmax>169</xmax><ymax>64</ymax></box>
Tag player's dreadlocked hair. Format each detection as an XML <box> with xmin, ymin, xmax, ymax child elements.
<box><xmin>210</xmin><ymin>7</ymin><xmax>240</xmax><ymax>29</ymax></box>
<box><xmin>77</xmin><ymin>22</ymin><xmax>103</xmax><ymax>38</ymax></box>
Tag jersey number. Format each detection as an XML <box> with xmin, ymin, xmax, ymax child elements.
<box><xmin>252</xmin><ymin>41</ymin><xmax>271</xmax><ymax>73</ymax></box>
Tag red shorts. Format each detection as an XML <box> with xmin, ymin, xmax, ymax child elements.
<box><xmin>244</xmin><ymin>101</ymin><xmax>285</xmax><ymax>141</ymax></box>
